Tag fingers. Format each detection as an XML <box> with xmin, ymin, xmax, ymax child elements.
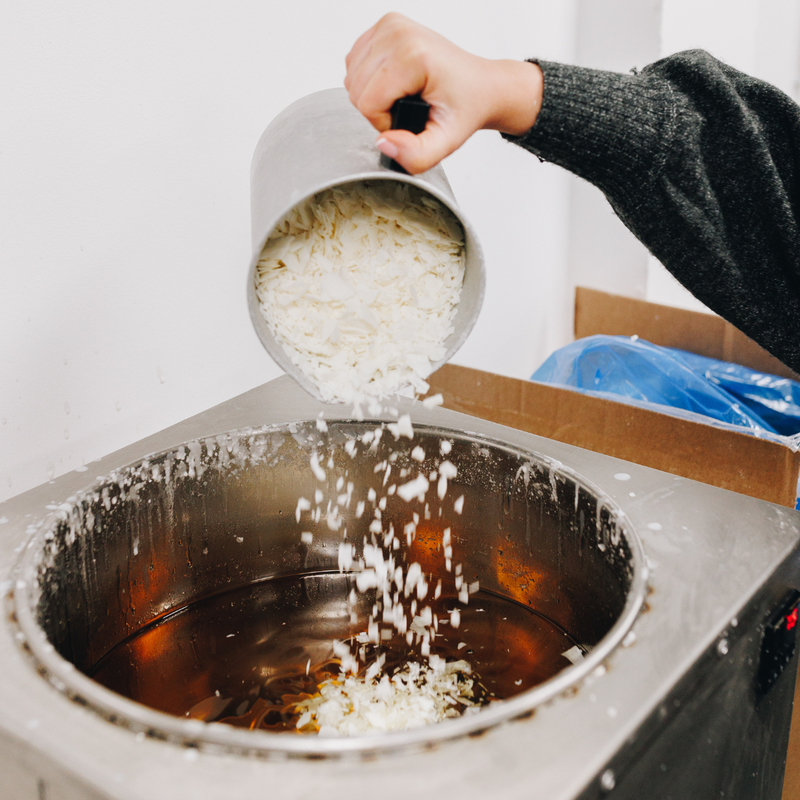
<box><xmin>355</xmin><ymin>61</ymin><xmax>426</xmax><ymax>133</ymax></box>
<box><xmin>344</xmin><ymin>21</ymin><xmax>378</xmax><ymax>92</ymax></box>
<box><xmin>344</xmin><ymin>14</ymin><xmax>491</xmax><ymax>173</ymax></box>
<box><xmin>344</xmin><ymin>22</ymin><xmax>376</xmax><ymax>73</ymax></box>
<box><xmin>375</xmin><ymin>123</ymin><xmax>464</xmax><ymax>175</ymax></box>
<box><xmin>346</xmin><ymin>13</ymin><xmax>428</xmax><ymax>132</ymax></box>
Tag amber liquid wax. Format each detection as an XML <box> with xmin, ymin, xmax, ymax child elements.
<box><xmin>89</xmin><ymin>573</ymin><xmax>579</xmax><ymax>733</ymax></box>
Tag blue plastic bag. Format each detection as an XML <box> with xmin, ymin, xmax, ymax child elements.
<box><xmin>668</xmin><ymin>349</ymin><xmax>800</xmax><ymax>436</ymax></box>
<box><xmin>531</xmin><ymin>334</ymin><xmax>800</xmax><ymax>507</ymax></box>
<box><xmin>531</xmin><ymin>335</ymin><xmax>780</xmax><ymax>433</ymax></box>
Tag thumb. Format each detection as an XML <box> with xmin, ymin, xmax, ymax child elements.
<box><xmin>376</xmin><ymin>126</ymin><xmax>456</xmax><ymax>175</ymax></box>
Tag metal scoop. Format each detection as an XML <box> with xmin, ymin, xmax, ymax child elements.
<box><xmin>246</xmin><ymin>89</ymin><xmax>485</xmax><ymax>403</ymax></box>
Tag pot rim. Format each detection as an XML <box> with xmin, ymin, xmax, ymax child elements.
<box><xmin>10</xmin><ymin>421</ymin><xmax>648</xmax><ymax>758</ymax></box>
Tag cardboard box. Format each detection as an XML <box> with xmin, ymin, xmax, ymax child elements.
<box><xmin>429</xmin><ymin>286</ymin><xmax>800</xmax><ymax>800</ymax></box>
<box><xmin>429</xmin><ymin>286</ymin><xmax>800</xmax><ymax>509</ymax></box>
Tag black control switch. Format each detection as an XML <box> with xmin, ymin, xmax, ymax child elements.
<box><xmin>757</xmin><ymin>589</ymin><xmax>800</xmax><ymax>694</ymax></box>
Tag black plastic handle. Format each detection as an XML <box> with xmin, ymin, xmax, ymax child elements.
<box><xmin>380</xmin><ymin>94</ymin><xmax>430</xmax><ymax>174</ymax></box>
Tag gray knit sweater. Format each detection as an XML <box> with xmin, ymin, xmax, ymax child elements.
<box><xmin>506</xmin><ymin>50</ymin><xmax>800</xmax><ymax>374</ymax></box>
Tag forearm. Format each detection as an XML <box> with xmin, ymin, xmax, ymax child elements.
<box><xmin>506</xmin><ymin>51</ymin><xmax>800</xmax><ymax>372</ymax></box>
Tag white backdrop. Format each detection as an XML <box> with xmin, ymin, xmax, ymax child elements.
<box><xmin>2</xmin><ymin>0</ymin><xmax>798</xmax><ymax>504</ymax></box>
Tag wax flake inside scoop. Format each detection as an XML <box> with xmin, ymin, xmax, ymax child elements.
<box><xmin>254</xmin><ymin>180</ymin><xmax>466</xmax><ymax>404</ymax></box>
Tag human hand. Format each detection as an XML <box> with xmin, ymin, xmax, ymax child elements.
<box><xmin>345</xmin><ymin>13</ymin><xmax>543</xmax><ymax>174</ymax></box>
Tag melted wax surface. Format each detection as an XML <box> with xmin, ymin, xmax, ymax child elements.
<box><xmin>89</xmin><ymin>573</ymin><xmax>579</xmax><ymax>733</ymax></box>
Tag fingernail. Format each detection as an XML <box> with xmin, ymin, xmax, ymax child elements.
<box><xmin>376</xmin><ymin>137</ymin><xmax>398</xmax><ymax>159</ymax></box>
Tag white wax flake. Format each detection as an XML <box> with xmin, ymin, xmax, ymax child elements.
<box><xmin>338</xmin><ymin>542</ymin><xmax>355</xmax><ymax>571</ymax></box>
<box><xmin>439</xmin><ymin>461</ymin><xmax>457</xmax><ymax>479</ymax></box>
<box><xmin>0</xmin><ymin>516</ymin><xmax>7</xmax><ymax>524</ymax></box>
<box><xmin>411</xmin><ymin>446</ymin><xmax>426</xmax><ymax>462</ymax></box>
<box><xmin>450</xmin><ymin>608</ymin><xmax>461</xmax><ymax>628</ymax></box>
<box><xmin>301</xmin><ymin>532</ymin><xmax>314</xmax><ymax>545</ymax></box>
<box><xmin>388</xmin><ymin>414</ymin><xmax>414</xmax><ymax>440</ymax></box>
<box><xmin>310</xmin><ymin>452</ymin><xmax>326</xmax><ymax>481</ymax></box>
<box><xmin>344</xmin><ymin>439</ymin><xmax>357</xmax><ymax>457</ymax></box>
<box><xmin>315</xmin><ymin>489</ymin><xmax>324</xmax><ymax>504</ymax></box>
<box><xmin>562</xmin><ymin>645</ymin><xmax>584</xmax><ymax>665</ymax></box>
<box><xmin>422</xmin><ymin>393</ymin><xmax>444</xmax><ymax>409</ymax></box>
<box><xmin>355</xmin><ymin>501</ymin><xmax>366</xmax><ymax>518</ymax></box>
<box><xmin>614</xmin><ymin>473</ymin><xmax>631</xmax><ymax>481</ymax></box>
<box><xmin>622</xmin><ymin>630</ymin><xmax>637</xmax><ymax>648</ymax></box>
<box><xmin>315</xmin><ymin>417</ymin><xmax>328</xmax><ymax>433</ymax></box>
<box><xmin>453</xmin><ymin>495</ymin><xmax>465</xmax><ymax>514</ymax></box>
<box><xmin>253</xmin><ymin>181</ymin><xmax>466</xmax><ymax>404</ymax></box>
<box><xmin>356</xmin><ymin>570</ymin><xmax>379</xmax><ymax>591</ymax></box>
<box><xmin>368</xmin><ymin>488</ymin><xmax>377</xmax><ymax>503</ymax></box>
<box><xmin>647</xmin><ymin>522</ymin><xmax>663</xmax><ymax>531</ymax></box>
<box><xmin>326</xmin><ymin>507</ymin><xmax>343</xmax><ymax>531</ymax></box>
<box><xmin>440</xmin><ymin>440</ymin><xmax>452</xmax><ymax>455</ymax></box>
<box><xmin>397</xmin><ymin>475</ymin><xmax>430</xmax><ymax>503</ymax></box>
<box><xmin>468</xmin><ymin>581</ymin><xmax>480</xmax><ymax>595</ymax></box>
<box><xmin>333</xmin><ymin>639</ymin><xmax>359</xmax><ymax>676</ymax></box>
<box><xmin>295</xmin><ymin>496</ymin><xmax>311</xmax><ymax>522</ymax></box>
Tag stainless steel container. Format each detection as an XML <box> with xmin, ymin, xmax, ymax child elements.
<box><xmin>246</xmin><ymin>89</ymin><xmax>486</xmax><ymax>401</ymax></box>
<box><xmin>1</xmin><ymin>377</ymin><xmax>799</xmax><ymax>799</ymax></box>
<box><xmin>11</xmin><ymin>417</ymin><xmax>645</xmax><ymax>757</ymax></box>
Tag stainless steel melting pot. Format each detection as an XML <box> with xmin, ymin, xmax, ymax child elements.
<box><xmin>2</xmin><ymin>378</ymin><xmax>800</xmax><ymax>799</ymax></box>
<box><xmin>1</xmin><ymin>88</ymin><xmax>800</xmax><ymax>799</ymax></box>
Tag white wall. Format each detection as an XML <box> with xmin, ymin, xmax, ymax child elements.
<box><xmin>562</xmin><ymin>0</ymin><xmax>800</xmax><ymax>314</ymax></box>
<box><xmin>566</xmin><ymin>0</ymin><xmax>661</xmax><ymax>309</ymax></box>
<box><xmin>0</xmin><ymin>1</ymin><xmax>577</xmax><ymax>503</ymax></box>
<box><xmin>4</xmin><ymin>1</ymin><xmax>800</xmax><ymax>505</ymax></box>
<box><xmin>647</xmin><ymin>0</ymin><xmax>800</xmax><ymax>310</ymax></box>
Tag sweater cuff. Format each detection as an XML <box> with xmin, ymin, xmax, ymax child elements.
<box><xmin>503</xmin><ymin>60</ymin><xmax>676</xmax><ymax>203</ymax></box>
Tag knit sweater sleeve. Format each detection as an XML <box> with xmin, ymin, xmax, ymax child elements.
<box><xmin>504</xmin><ymin>50</ymin><xmax>800</xmax><ymax>373</ymax></box>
